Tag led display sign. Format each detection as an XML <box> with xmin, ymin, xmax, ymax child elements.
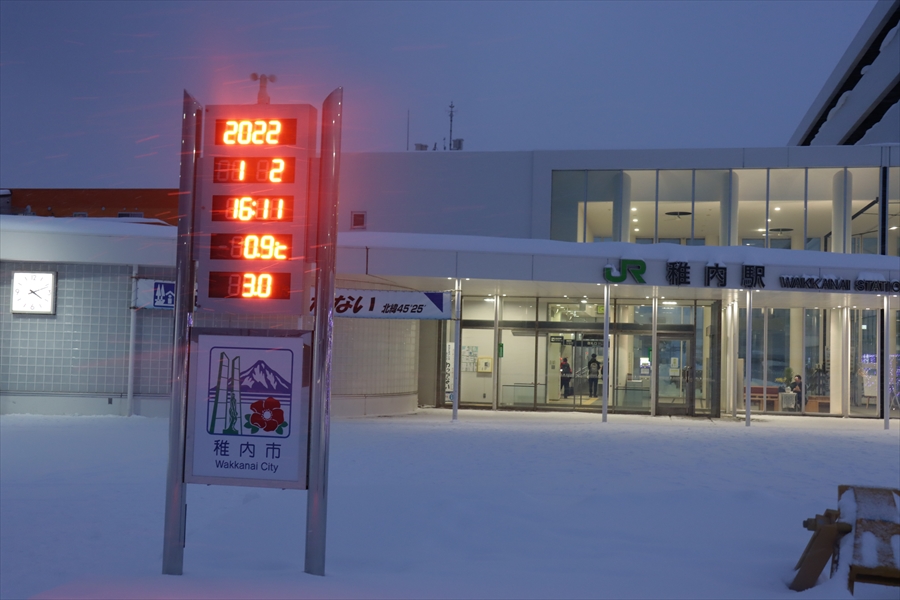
<box><xmin>214</xmin><ymin>119</ymin><xmax>298</xmax><ymax>146</ymax></box>
<box><xmin>211</xmin><ymin>196</ymin><xmax>293</xmax><ymax>222</ymax></box>
<box><xmin>195</xmin><ymin>103</ymin><xmax>317</xmax><ymax>314</ymax></box>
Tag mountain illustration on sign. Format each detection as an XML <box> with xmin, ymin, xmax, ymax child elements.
<box><xmin>208</xmin><ymin>355</ymin><xmax>290</xmax><ymax>436</ymax></box>
<box><xmin>241</xmin><ymin>360</ymin><xmax>291</xmax><ymax>394</ymax></box>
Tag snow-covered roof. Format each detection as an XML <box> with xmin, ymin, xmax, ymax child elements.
<box><xmin>0</xmin><ymin>215</ymin><xmax>176</xmax><ymax>267</ymax></box>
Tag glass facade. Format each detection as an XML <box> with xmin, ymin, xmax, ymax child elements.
<box><xmin>551</xmin><ymin>166</ymin><xmax>892</xmax><ymax>255</ymax></box>
<box><xmin>451</xmin><ymin>296</ymin><xmax>722</xmax><ymax>417</ymax></box>
<box><xmin>444</xmin><ymin>161</ymin><xmax>899</xmax><ymax>420</ymax></box>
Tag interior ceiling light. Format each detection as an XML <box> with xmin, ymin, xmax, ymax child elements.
<box><xmin>662</xmin><ymin>301</ymin><xmax>677</xmax><ymax>305</ymax></box>
<box><xmin>581</xmin><ymin>299</ymin><xmax>587</xmax><ymax>304</ymax></box>
<box><xmin>890</xmin><ymin>226</ymin><xmax>898</xmax><ymax>230</ymax></box>
<box><xmin>634</xmin><ymin>228</ymin><xmax>640</xmax><ymax>232</ymax></box>
<box><xmin>631</xmin><ymin>207</ymin><xmax>637</xmax><ymax>212</ymax></box>
<box><xmin>633</xmin><ymin>218</ymin><xmax>638</xmax><ymax>222</ymax></box>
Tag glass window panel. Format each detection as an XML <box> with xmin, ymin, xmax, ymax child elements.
<box><xmin>693</xmin><ymin>170</ymin><xmax>728</xmax><ymax>246</ymax></box>
<box><xmin>459</xmin><ymin>328</ymin><xmax>494</xmax><ymax>405</ymax></box>
<box><xmin>624</xmin><ymin>170</ymin><xmax>656</xmax><ymax>243</ymax></box>
<box><xmin>551</xmin><ymin>170</ymin><xmax>584</xmax><ymax>242</ymax></box>
<box><xmin>768</xmin><ymin>169</ymin><xmax>805</xmax><ymax>250</ymax></box>
<box><xmin>584</xmin><ymin>170</ymin><xmax>617</xmax><ymax>242</ymax></box>
<box><xmin>462</xmin><ymin>296</ymin><xmax>495</xmax><ymax>320</ymax></box>
<box><xmin>849</xmin><ymin>309</ymin><xmax>878</xmax><ymax>417</ymax></box>
<box><xmin>889</xmin><ymin>167</ymin><xmax>899</xmax><ymax>257</ymax></box>
<box><xmin>807</xmin><ymin>168</ymin><xmax>843</xmax><ymax>252</ymax></box>
<box><xmin>501</xmin><ymin>297</ymin><xmax>536</xmax><ymax>322</ymax></box>
<box><xmin>804</xmin><ymin>308</ymin><xmax>831</xmax><ymax>413</ymax></box>
<box><xmin>499</xmin><ymin>328</ymin><xmax>536</xmax><ymax>408</ymax></box>
<box><xmin>734</xmin><ymin>169</ymin><xmax>767</xmax><ymax>248</ymax></box>
<box><xmin>767</xmin><ymin>309</ymin><xmax>792</xmax><ymax>412</ymax></box>
<box><xmin>849</xmin><ymin>167</ymin><xmax>880</xmax><ymax>255</ymax></box>
<box><xmin>658</xmin><ymin>170</ymin><xmax>692</xmax><ymax>243</ymax></box>
<box><xmin>544</xmin><ymin>300</ymin><xmax>603</xmax><ymax>323</ymax></box>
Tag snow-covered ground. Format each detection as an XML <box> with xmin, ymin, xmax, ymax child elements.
<box><xmin>1</xmin><ymin>410</ymin><xmax>898</xmax><ymax>599</ymax></box>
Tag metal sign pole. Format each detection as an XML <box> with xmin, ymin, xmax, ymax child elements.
<box><xmin>452</xmin><ymin>278</ymin><xmax>462</xmax><ymax>421</ymax></box>
<box><xmin>162</xmin><ymin>91</ymin><xmax>202</xmax><ymax>576</ymax></box>
<box><xmin>305</xmin><ymin>87</ymin><xmax>343</xmax><ymax>577</ymax></box>
<box><xmin>602</xmin><ymin>283</ymin><xmax>610</xmax><ymax>422</ymax></box>
<box><xmin>745</xmin><ymin>290</ymin><xmax>753</xmax><ymax>427</ymax></box>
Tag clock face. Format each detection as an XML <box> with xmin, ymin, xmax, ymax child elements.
<box><xmin>11</xmin><ymin>272</ymin><xmax>56</xmax><ymax>314</ymax></box>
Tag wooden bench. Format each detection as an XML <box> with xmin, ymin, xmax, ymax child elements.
<box><xmin>838</xmin><ymin>485</ymin><xmax>900</xmax><ymax>594</ymax></box>
<box><xmin>791</xmin><ymin>485</ymin><xmax>900</xmax><ymax>594</ymax></box>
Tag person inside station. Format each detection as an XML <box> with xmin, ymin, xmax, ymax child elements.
<box><xmin>560</xmin><ymin>357</ymin><xmax>572</xmax><ymax>399</ymax></box>
<box><xmin>790</xmin><ymin>375</ymin><xmax>803</xmax><ymax>411</ymax></box>
<box><xmin>587</xmin><ymin>353</ymin><xmax>601</xmax><ymax>398</ymax></box>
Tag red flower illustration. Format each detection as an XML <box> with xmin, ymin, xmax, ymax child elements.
<box><xmin>249</xmin><ymin>397</ymin><xmax>285</xmax><ymax>432</ymax></box>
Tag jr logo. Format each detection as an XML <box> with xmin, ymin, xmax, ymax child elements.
<box><xmin>603</xmin><ymin>259</ymin><xmax>646</xmax><ymax>284</ymax></box>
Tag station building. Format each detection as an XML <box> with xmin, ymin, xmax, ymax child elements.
<box><xmin>1</xmin><ymin>1</ymin><xmax>899</xmax><ymax>420</ymax></box>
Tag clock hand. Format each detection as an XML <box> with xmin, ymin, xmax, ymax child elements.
<box><xmin>28</xmin><ymin>290</ymin><xmax>43</xmax><ymax>299</ymax></box>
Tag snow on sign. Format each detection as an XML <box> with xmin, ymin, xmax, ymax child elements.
<box><xmin>134</xmin><ymin>279</ymin><xmax>176</xmax><ymax>309</ymax></box>
<box><xmin>185</xmin><ymin>334</ymin><xmax>309</xmax><ymax>489</ymax></box>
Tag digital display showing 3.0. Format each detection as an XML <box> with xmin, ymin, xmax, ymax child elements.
<box><xmin>213</xmin><ymin>157</ymin><xmax>296</xmax><ymax>184</ymax></box>
<box><xmin>214</xmin><ymin>119</ymin><xmax>298</xmax><ymax>146</ymax></box>
<box><xmin>211</xmin><ymin>196</ymin><xmax>293</xmax><ymax>222</ymax></box>
<box><xmin>209</xmin><ymin>234</ymin><xmax>292</xmax><ymax>261</ymax></box>
<box><xmin>208</xmin><ymin>272</ymin><xmax>291</xmax><ymax>299</ymax></box>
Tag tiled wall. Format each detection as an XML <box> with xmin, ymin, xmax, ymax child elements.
<box><xmin>134</xmin><ymin>266</ymin><xmax>176</xmax><ymax>395</ymax></box>
<box><xmin>0</xmin><ymin>262</ymin><xmax>176</xmax><ymax>396</ymax></box>
<box><xmin>1</xmin><ymin>260</ymin><xmax>419</xmax><ymax>401</ymax></box>
<box><xmin>332</xmin><ymin>318</ymin><xmax>419</xmax><ymax>396</ymax></box>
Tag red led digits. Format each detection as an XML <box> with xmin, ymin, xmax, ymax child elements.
<box><xmin>241</xmin><ymin>273</ymin><xmax>273</xmax><ymax>298</ymax></box>
<box><xmin>213</xmin><ymin>158</ymin><xmax>295</xmax><ymax>184</ymax></box>
<box><xmin>214</xmin><ymin>196</ymin><xmax>291</xmax><ymax>222</ymax></box>
<box><xmin>222</xmin><ymin>120</ymin><xmax>284</xmax><ymax>145</ymax></box>
<box><xmin>215</xmin><ymin>119</ymin><xmax>296</xmax><ymax>146</ymax></box>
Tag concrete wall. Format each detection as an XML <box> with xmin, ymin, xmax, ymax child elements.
<box><xmin>338</xmin><ymin>151</ymin><xmax>534</xmax><ymax>238</ymax></box>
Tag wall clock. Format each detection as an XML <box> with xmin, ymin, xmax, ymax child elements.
<box><xmin>11</xmin><ymin>272</ymin><xmax>56</xmax><ymax>314</ymax></box>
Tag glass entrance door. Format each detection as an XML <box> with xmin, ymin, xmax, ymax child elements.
<box><xmin>656</xmin><ymin>335</ymin><xmax>695</xmax><ymax>415</ymax></box>
<box><xmin>543</xmin><ymin>331</ymin><xmax>606</xmax><ymax>410</ymax></box>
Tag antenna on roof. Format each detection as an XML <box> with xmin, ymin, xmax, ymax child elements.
<box><xmin>448</xmin><ymin>101</ymin><xmax>455</xmax><ymax>150</ymax></box>
<box><xmin>250</xmin><ymin>73</ymin><xmax>277</xmax><ymax>104</ymax></box>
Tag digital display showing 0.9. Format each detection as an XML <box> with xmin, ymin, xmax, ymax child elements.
<box><xmin>214</xmin><ymin>119</ymin><xmax>297</xmax><ymax>146</ymax></box>
<box><xmin>209</xmin><ymin>234</ymin><xmax>292</xmax><ymax>261</ymax></box>
<box><xmin>211</xmin><ymin>195</ymin><xmax>293</xmax><ymax>222</ymax></box>
<box><xmin>208</xmin><ymin>272</ymin><xmax>291</xmax><ymax>299</ymax></box>
<box><xmin>213</xmin><ymin>157</ymin><xmax>295</xmax><ymax>183</ymax></box>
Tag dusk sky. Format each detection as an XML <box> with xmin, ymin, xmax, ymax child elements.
<box><xmin>0</xmin><ymin>0</ymin><xmax>876</xmax><ymax>189</ymax></box>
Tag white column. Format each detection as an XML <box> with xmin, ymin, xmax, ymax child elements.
<box><xmin>832</xmin><ymin>169</ymin><xmax>851</xmax><ymax>253</ymax></box>
<box><xmin>829</xmin><ymin>306</ymin><xmax>851</xmax><ymax>416</ymax></box>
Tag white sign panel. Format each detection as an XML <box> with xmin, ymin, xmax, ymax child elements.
<box><xmin>185</xmin><ymin>334</ymin><xmax>309</xmax><ymax>489</ymax></box>
<box><xmin>324</xmin><ymin>289</ymin><xmax>451</xmax><ymax>319</ymax></box>
<box><xmin>135</xmin><ymin>279</ymin><xmax>176</xmax><ymax>309</ymax></box>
